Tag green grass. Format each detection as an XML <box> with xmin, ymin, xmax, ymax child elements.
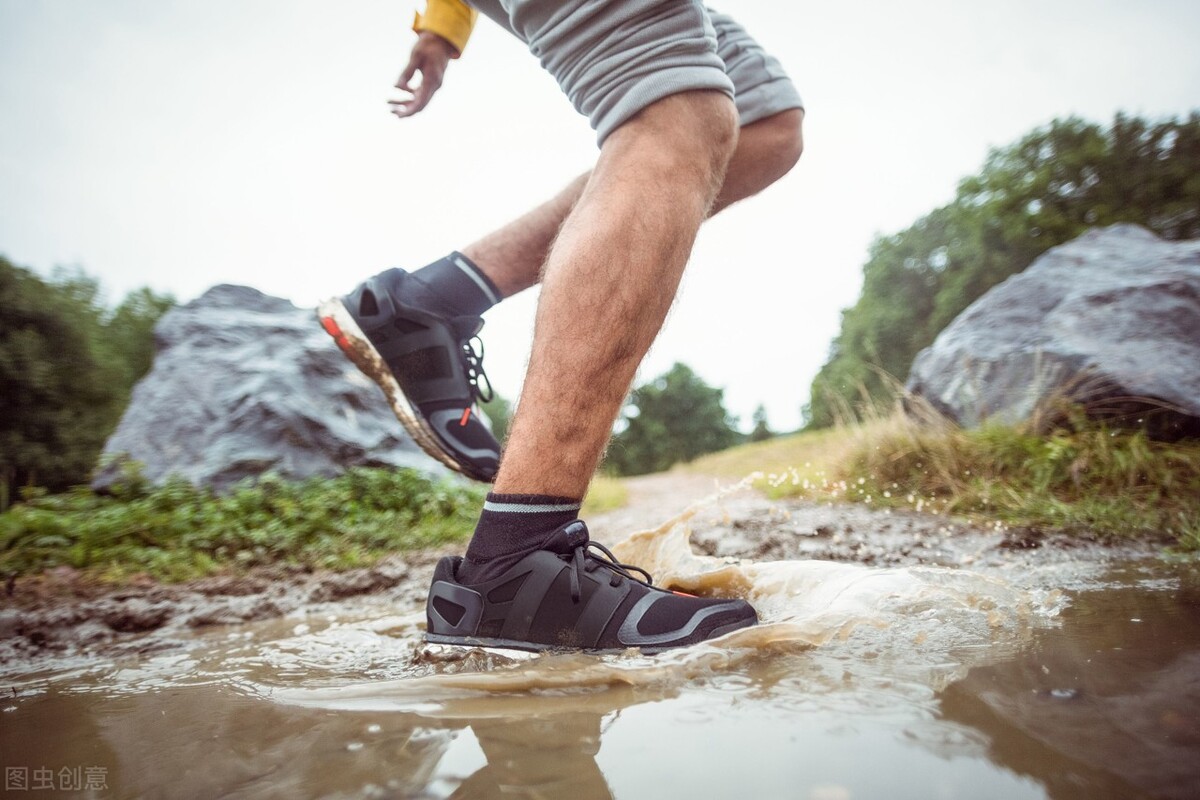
<box><xmin>691</xmin><ymin>415</ymin><xmax>1200</xmax><ymax>547</ymax></box>
<box><xmin>582</xmin><ymin>474</ymin><xmax>630</xmax><ymax>516</ymax></box>
<box><xmin>0</xmin><ymin>468</ymin><xmax>485</xmax><ymax>583</ymax></box>
<box><xmin>691</xmin><ymin>424</ymin><xmax>873</xmax><ymax>488</ymax></box>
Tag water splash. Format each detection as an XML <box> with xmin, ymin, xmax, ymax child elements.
<box><xmin>254</xmin><ymin>488</ymin><xmax>1062</xmax><ymax>711</ymax></box>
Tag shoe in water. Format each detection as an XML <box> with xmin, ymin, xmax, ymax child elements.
<box><xmin>318</xmin><ymin>268</ymin><xmax>500</xmax><ymax>482</ymax></box>
<box><xmin>425</xmin><ymin>521</ymin><xmax>758</xmax><ymax>653</ymax></box>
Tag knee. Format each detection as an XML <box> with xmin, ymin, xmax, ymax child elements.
<box><xmin>763</xmin><ymin>109</ymin><xmax>805</xmax><ymax>176</ymax></box>
<box><xmin>611</xmin><ymin>90</ymin><xmax>740</xmax><ymax>186</ymax></box>
<box><xmin>696</xmin><ymin>95</ymin><xmax>741</xmax><ymax>173</ymax></box>
<box><xmin>685</xmin><ymin>93</ymin><xmax>740</xmax><ymax>184</ymax></box>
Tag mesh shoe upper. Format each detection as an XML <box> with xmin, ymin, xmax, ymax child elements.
<box><xmin>342</xmin><ymin>268</ymin><xmax>500</xmax><ymax>481</ymax></box>
<box><xmin>426</xmin><ymin>521</ymin><xmax>758</xmax><ymax>652</ymax></box>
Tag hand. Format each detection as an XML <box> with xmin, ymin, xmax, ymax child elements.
<box><xmin>389</xmin><ymin>32</ymin><xmax>458</xmax><ymax>118</ymax></box>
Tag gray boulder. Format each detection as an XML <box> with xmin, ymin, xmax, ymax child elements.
<box><xmin>906</xmin><ymin>225</ymin><xmax>1200</xmax><ymax>438</ymax></box>
<box><xmin>93</xmin><ymin>284</ymin><xmax>440</xmax><ymax>492</ymax></box>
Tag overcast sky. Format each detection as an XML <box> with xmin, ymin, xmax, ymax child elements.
<box><xmin>2</xmin><ymin>0</ymin><xmax>1198</xmax><ymax>431</ymax></box>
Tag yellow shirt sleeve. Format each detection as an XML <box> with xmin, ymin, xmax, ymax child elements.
<box><xmin>413</xmin><ymin>0</ymin><xmax>478</xmax><ymax>55</ymax></box>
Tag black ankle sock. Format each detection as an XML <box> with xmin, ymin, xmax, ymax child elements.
<box><xmin>412</xmin><ymin>251</ymin><xmax>502</xmax><ymax>318</ymax></box>
<box><xmin>458</xmin><ymin>492</ymin><xmax>582</xmax><ymax>584</ymax></box>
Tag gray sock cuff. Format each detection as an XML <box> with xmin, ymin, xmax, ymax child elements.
<box><xmin>412</xmin><ymin>251</ymin><xmax>501</xmax><ymax>317</ymax></box>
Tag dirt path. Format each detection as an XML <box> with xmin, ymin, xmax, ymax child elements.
<box><xmin>586</xmin><ymin>470</ymin><xmax>734</xmax><ymax>544</ymax></box>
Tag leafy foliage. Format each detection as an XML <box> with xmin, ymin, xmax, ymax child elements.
<box><xmin>105</xmin><ymin>286</ymin><xmax>175</xmax><ymax>390</ymax></box>
<box><xmin>748</xmin><ymin>404</ymin><xmax>774</xmax><ymax>443</ymax></box>
<box><xmin>480</xmin><ymin>391</ymin><xmax>512</xmax><ymax>444</ymax></box>
<box><xmin>0</xmin><ymin>467</ymin><xmax>483</xmax><ymax>581</ymax></box>
<box><xmin>606</xmin><ymin>363</ymin><xmax>740</xmax><ymax>476</ymax></box>
<box><xmin>808</xmin><ymin>112</ymin><xmax>1200</xmax><ymax>428</ymax></box>
<box><xmin>0</xmin><ymin>258</ymin><xmax>173</xmax><ymax>503</ymax></box>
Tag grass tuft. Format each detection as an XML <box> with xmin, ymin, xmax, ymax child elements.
<box><xmin>692</xmin><ymin>412</ymin><xmax>1200</xmax><ymax>547</ymax></box>
<box><xmin>582</xmin><ymin>474</ymin><xmax>630</xmax><ymax>516</ymax></box>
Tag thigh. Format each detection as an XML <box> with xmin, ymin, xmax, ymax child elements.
<box><xmin>707</xmin><ymin>8</ymin><xmax>804</xmax><ymax>126</ymax></box>
<box><xmin>477</xmin><ymin>0</ymin><xmax>736</xmax><ymax>145</ymax></box>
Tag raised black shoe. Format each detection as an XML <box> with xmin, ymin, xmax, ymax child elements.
<box><xmin>425</xmin><ymin>520</ymin><xmax>758</xmax><ymax>653</ymax></box>
<box><xmin>318</xmin><ymin>267</ymin><xmax>501</xmax><ymax>482</ymax></box>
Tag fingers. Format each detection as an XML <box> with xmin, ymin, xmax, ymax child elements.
<box><xmin>389</xmin><ymin>97</ymin><xmax>420</xmax><ymax>119</ymax></box>
<box><xmin>389</xmin><ymin>84</ymin><xmax>434</xmax><ymax>117</ymax></box>
<box><xmin>396</xmin><ymin>59</ymin><xmax>418</xmax><ymax>93</ymax></box>
<box><xmin>388</xmin><ymin>87</ymin><xmax>429</xmax><ymax>118</ymax></box>
<box><xmin>388</xmin><ymin>69</ymin><xmax>443</xmax><ymax>118</ymax></box>
<box><xmin>390</xmin><ymin>35</ymin><xmax>452</xmax><ymax>119</ymax></box>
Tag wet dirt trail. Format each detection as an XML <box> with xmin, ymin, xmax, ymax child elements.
<box><xmin>3</xmin><ymin>474</ymin><xmax>1197</xmax><ymax>798</ymax></box>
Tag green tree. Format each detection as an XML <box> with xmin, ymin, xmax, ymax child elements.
<box><xmin>749</xmin><ymin>404</ymin><xmax>774</xmax><ymax>442</ymax></box>
<box><xmin>0</xmin><ymin>258</ymin><xmax>173</xmax><ymax>503</ymax></box>
<box><xmin>104</xmin><ymin>287</ymin><xmax>175</xmax><ymax>394</ymax></box>
<box><xmin>808</xmin><ymin>112</ymin><xmax>1200</xmax><ymax>428</ymax></box>
<box><xmin>606</xmin><ymin>363</ymin><xmax>740</xmax><ymax>476</ymax></box>
<box><xmin>480</xmin><ymin>391</ymin><xmax>512</xmax><ymax>444</ymax></box>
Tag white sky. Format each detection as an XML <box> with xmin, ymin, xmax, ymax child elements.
<box><xmin>2</xmin><ymin>0</ymin><xmax>1198</xmax><ymax>431</ymax></box>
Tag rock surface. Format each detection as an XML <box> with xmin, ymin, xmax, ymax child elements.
<box><xmin>93</xmin><ymin>284</ymin><xmax>438</xmax><ymax>492</ymax></box>
<box><xmin>906</xmin><ymin>225</ymin><xmax>1200</xmax><ymax>436</ymax></box>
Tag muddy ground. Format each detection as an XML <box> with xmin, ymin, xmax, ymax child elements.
<box><xmin>0</xmin><ymin>472</ymin><xmax>1166</xmax><ymax>669</ymax></box>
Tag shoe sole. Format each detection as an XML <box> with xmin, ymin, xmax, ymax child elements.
<box><xmin>424</xmin><ymin>632</ymin><xmax>667</xmax><ymax>655</ymax></box>
<box><xmin>317</xmin><ymin>298</ymin><xmax>481</xmax><ymax>480</ymax></box>
<box><xmin>424</xmin><ymin>616</ymin><xmax>757</xmax><ymax>655</ymax></box>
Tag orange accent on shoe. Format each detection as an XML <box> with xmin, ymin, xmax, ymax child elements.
<box><xmin>320</xmin><ymin>316</ymin><xmax>353</xmax><ymax>355</ymax></box>
<box><xmin>459</xmin><ymin>408</ymin><xmax>471</xmax><ymax>427</ymax></box>
<box><xmin>671</xmin><ymin>590</ymin><xmax>697</xmax><ymax>598</ymax></box>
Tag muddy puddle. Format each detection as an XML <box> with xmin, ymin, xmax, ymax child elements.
<box><xmin>2</xmin><ymin>487</ymin><xmax>1198</xmax><ymax>799</ymax></box>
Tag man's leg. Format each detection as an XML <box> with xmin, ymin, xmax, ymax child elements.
<box><xmin>493</xmin><ymin>90</ymin><xmax>738</xmax><ymax>497</ymax></box>
<box><xmin>462</xmin><ymin>109</ymin><xmax>804</xmax><ymax>298</ymax></box>
<box><xmin>428</xmin><ymin>88</ymin><xmax>760</xmax><ymax>651</ymax></box>
<box><xmin>455</xmin><ymin>88</ymin><xmax>740</xmax><ymax>590</ymax></box>
<box><xmin>419</xmin><ymin>2</ymin><xmax>783</xmax><ymax>652</ymax></box>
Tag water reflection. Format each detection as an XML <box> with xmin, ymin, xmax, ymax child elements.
<box><xmin>938</xmin><ymin>567</ymin><xmax>1200</xmax><ymax>800</ymax></box>
<box><xmin>0</xmin><ymin>679</ymin><xmax>654</xmax><ymax>798</ymax></box>
<box><xmin>443</xmin><ymin>710</ymin><xmax>613</xmax><ymax>799</ymax></box>
<box><xmin>1</xmin><ymin>639</ymin><xmax>1046</xmax><ymax>798</ymax></box>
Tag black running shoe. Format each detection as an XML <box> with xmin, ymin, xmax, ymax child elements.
<box><xmin>318</xmin><ymin>268</ymin><xmax>501</xmax><ymax>482</ymax></box>
<box><xmin>425</xmin><ymin>521</ymin><xmax>758</xmax><ymax>653</ymax></box>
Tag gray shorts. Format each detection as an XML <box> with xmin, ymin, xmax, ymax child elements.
<box><xmin>468</xmin><ymin>1</ymin><xmax>804</xmax><ymax>144</ymax></box>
